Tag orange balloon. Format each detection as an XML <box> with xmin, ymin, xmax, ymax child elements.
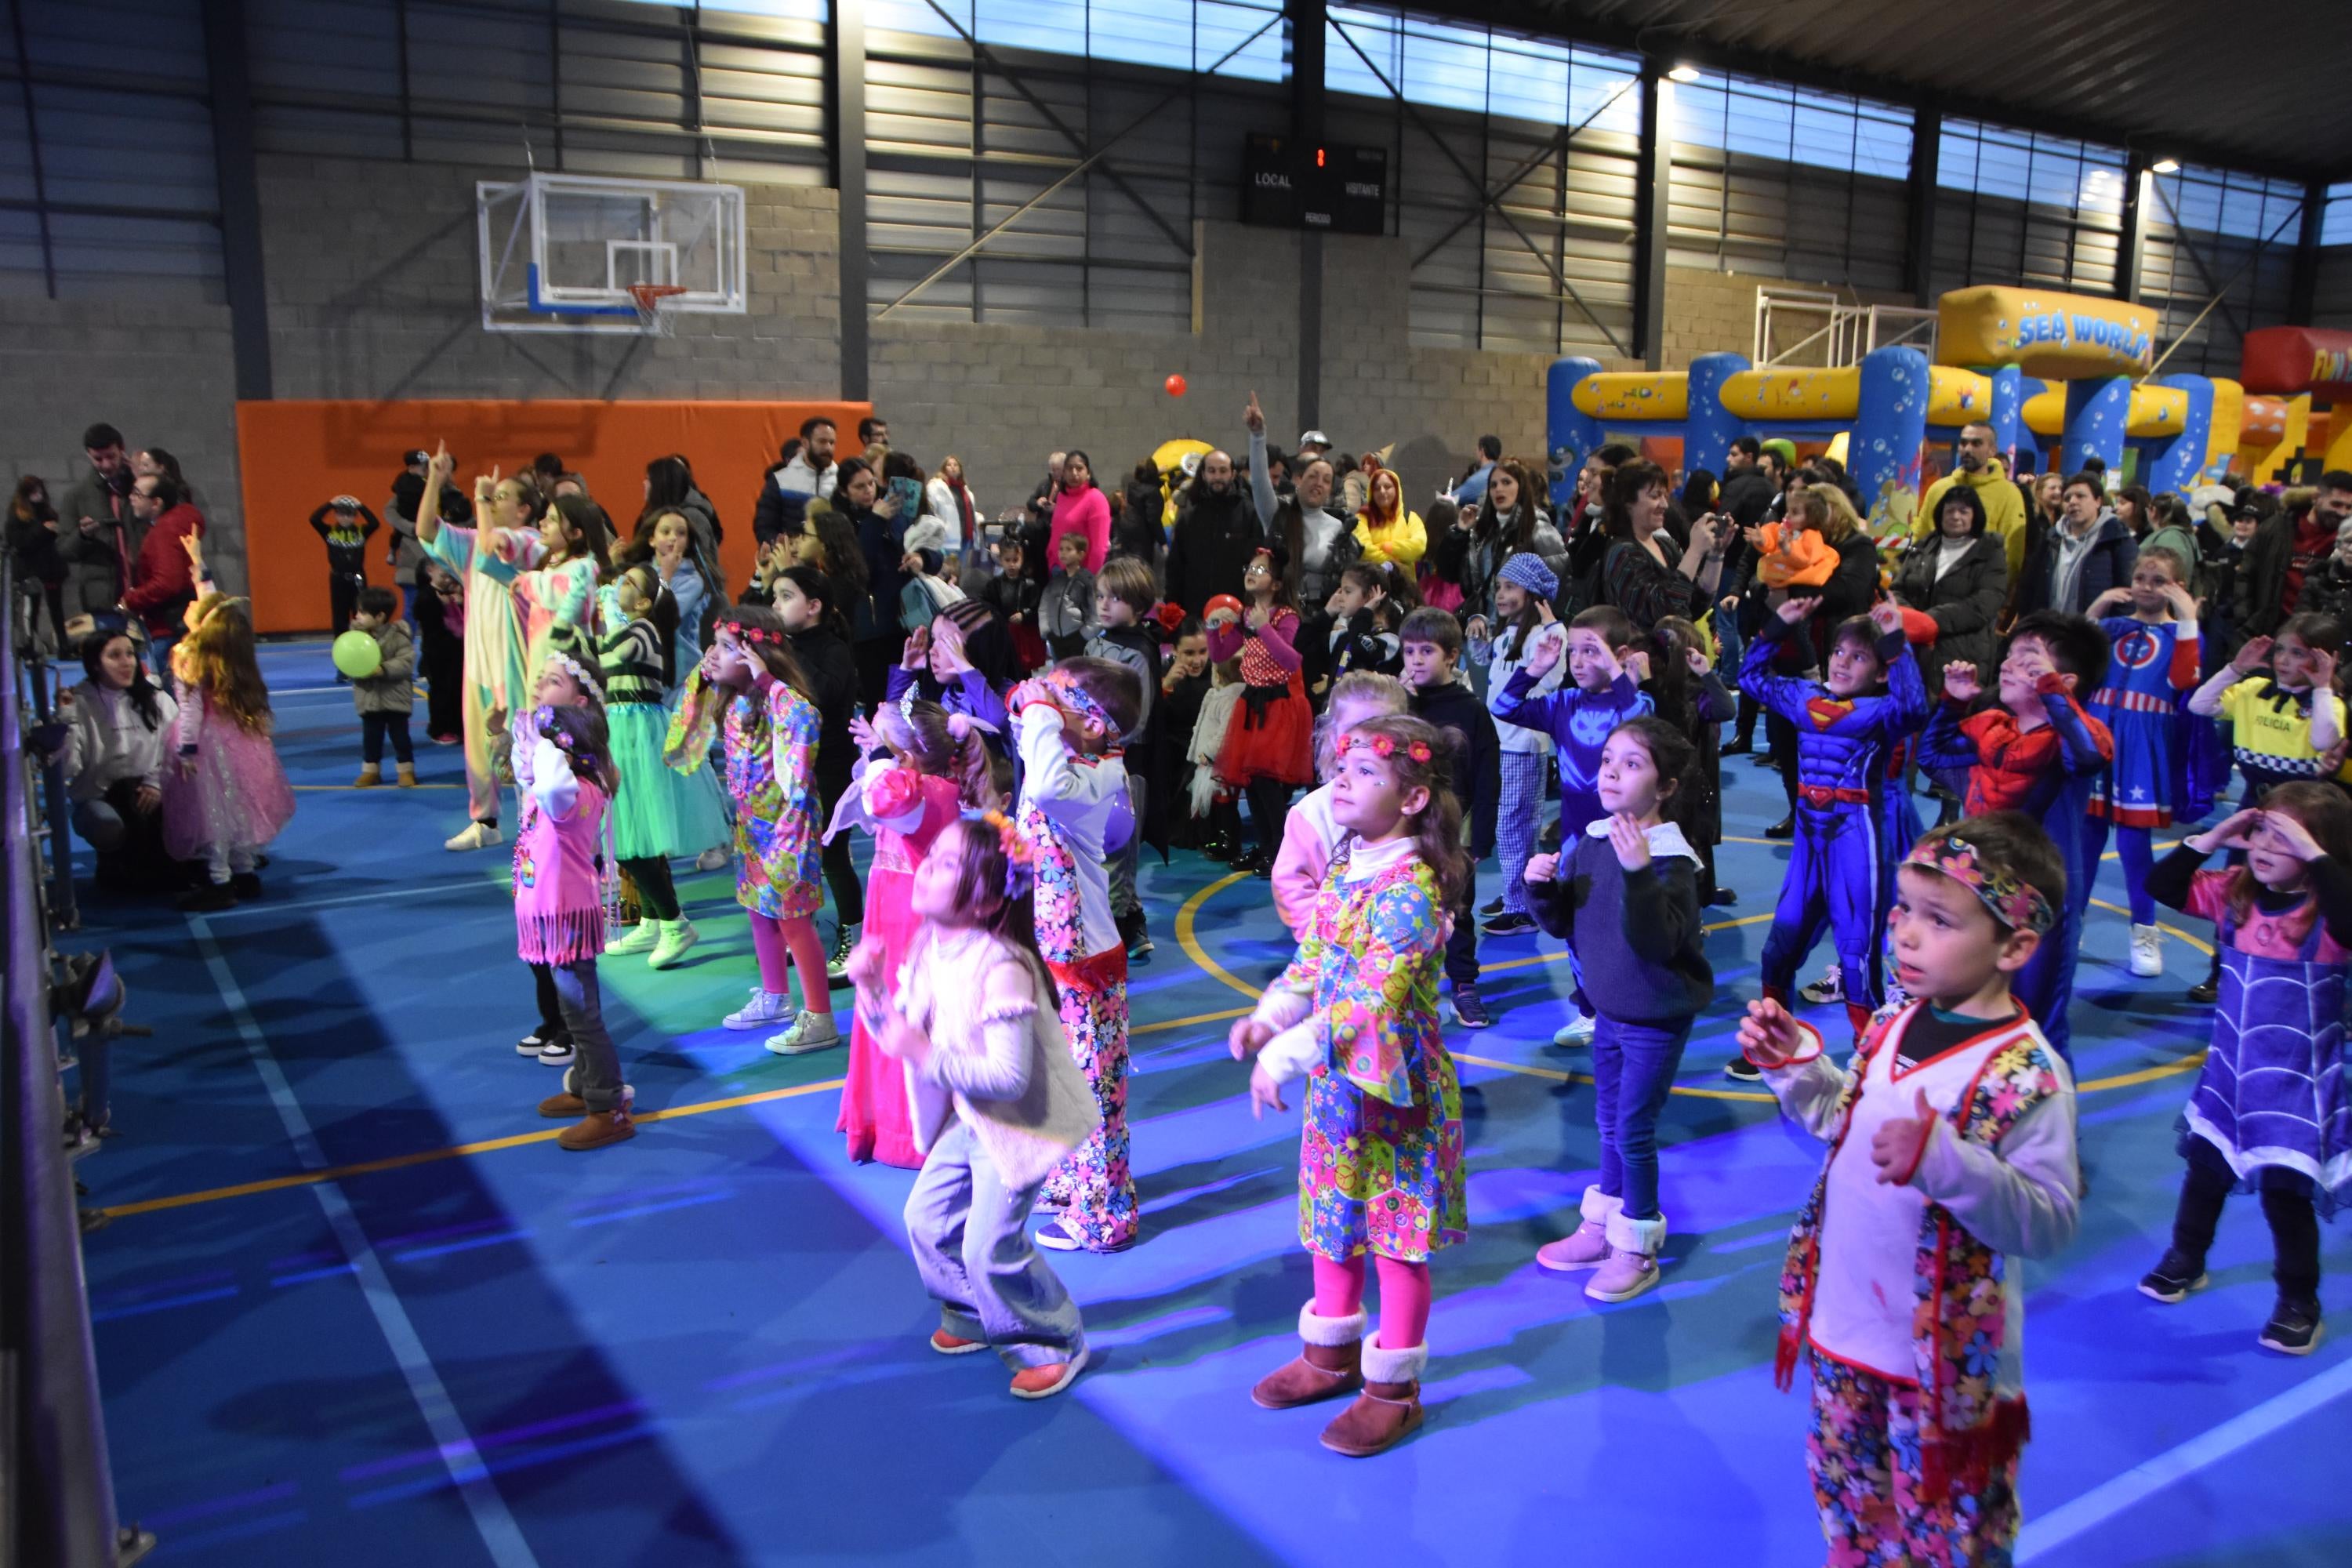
<box><xmin>1164</xmin><ymin>373</ymin><xmax>1188</xmax><ymax>397</ymax></box>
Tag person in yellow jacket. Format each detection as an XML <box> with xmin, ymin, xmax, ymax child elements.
<box><xmin>1353</xmin><ymin>466</ymin><xmax>1427</xmax><ymax>570</ymax></box>
<box><xmin>1910</xmin><ymin>423</ymin><xmax>2029</xmax><ymax>577</ymax></box>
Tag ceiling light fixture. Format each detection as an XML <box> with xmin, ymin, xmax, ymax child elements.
<box><xmin>1668</xmin><ymin>64</ymin><xmax>1701</xmax><ymax>83</ymax></box>
<box><xmin>2151</xmin><ymin>158</ymin><xmax>2180</xmax><ymax>174</ymax></box>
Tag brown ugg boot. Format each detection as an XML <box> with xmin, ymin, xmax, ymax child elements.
<box><xmin>538</xmin><ymin>1092</ymin><xmax>587</xmax><ymax>1120</ymax></box>
<box><xmin>396</xmin><ymin>761</ymin><xmax>418</xmax><ymax>788</ymax></box>
<box><xmin>1319</xmin><ymin>1340</ymin><xmax>1426</xmax><ymax>1457</ymax></box>
<box><xmin>557</xmin><ymin>1109</ymin><xmax>635</xmax><ymax>1151</ymax></box>
<box><xmin>1250</xmin><ymin>1302</ymin><xmax>1366</xmax><ymax>1410</ymax></box>
<box><xmin>354</xmin><ymin>763</ymin><xmax>382</xmax><ymax>788</ymax></box>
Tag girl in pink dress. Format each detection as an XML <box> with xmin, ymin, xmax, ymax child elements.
<box><xmin>164</xmin><ymin>590</ymin><xmax>296</xmax><ymax>913</ymax></box>
<box><xmin>829</xmin><ymin>699</ymin><xmax>999</xmax><ymax>1165</ymax></box>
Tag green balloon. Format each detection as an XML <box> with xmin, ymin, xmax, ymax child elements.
<box><xmin>332</xmin><ymin>630</ymin><xmax>383</xmax><ymax>680</ymax></box>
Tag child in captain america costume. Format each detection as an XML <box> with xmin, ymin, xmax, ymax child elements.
<box><xmin>1918</xmin><ymin>611</ymin><xmax>2114</xmax><ymax>1062</ymax></box>
<box><xmin>1744</xmin><ymin>596</ymin><xmax>1932</xmax><ymax>1043</ymax></box>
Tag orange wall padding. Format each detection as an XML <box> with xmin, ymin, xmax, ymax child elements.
<box><xmin>235</xmin><ymin>399</ymin><xmax>871</xmax><ymax>634</ymax></box>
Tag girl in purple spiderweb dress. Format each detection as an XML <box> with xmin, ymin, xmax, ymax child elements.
<box><xmin>162</xmin><ymin>589</ymin><xmax>295</xmax><ymax>911</ymax></box>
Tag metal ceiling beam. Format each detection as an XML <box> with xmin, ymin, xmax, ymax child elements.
<box><xmin>2287</xmin><ymin>179</ymin><xmax>2325</xmax><ymax>324</ymax></box>
<box><xmin>2117</xmin><ymin>152</ymin><xmax>2150</xmax><ymax>304</ymax></box>
<box><xmin>1632</xmin><ymin>57</ymin><xmax>1669</xmax><ymax>368</ymax></box>
<box><xmin>1291</xmin><ymin>0</ymin><xmax>1325</xmax><ymax>432</ymax></box>
<box><xmin>831</xmin><ymin>0</ymin><xmax>868</xmax><ymax>397</ymax></box>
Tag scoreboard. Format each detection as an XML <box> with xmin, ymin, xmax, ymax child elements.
<box><xmin>1240</xmin><ymin>133</ymin><xmax>1387</xmax><ymax>237</ymax></box>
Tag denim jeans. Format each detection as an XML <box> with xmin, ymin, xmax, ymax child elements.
<box><xmin>905</xmin><ymin>1118</ymin><xmax>1085</xmax><ymax>1368</ymax></box>
<box><xmin>548</xmin><ymin>960</ymin><xmax>623</xmax><ymax>1112</ymax></box>
<box><xmin>1591</xmin><ymin>1014</ymin><xmax>1693</xmax><ymax>1221</ymax></box>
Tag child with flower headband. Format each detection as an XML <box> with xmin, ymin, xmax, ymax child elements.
<box><xmin>847</xmin><ymin>809</ymin><xmax>1101</xmax><ymax>1400</ymax></box>
<box><xmin>1007</xmin><ymin>657</ymin><xmax>1144</xmax><ymax>1253</ymax></box>
<box><xmin>515</xmin><ymin>703</ymin><xmax>636</xmax><ymax>1151</ymax></box>
<box><xmin>668</xmin><ymin>604</ymin><xmax>836</xmax><ymax>1056</ymax></box>
<box><xmin>1230</xmin><ymin>713</ymin><xmax>1468</xmax><ymax>1457</ymax></box>
<box><xmin>163</xmin><ymin>588</ymin><xmax>296</xmax><ymax>912</ymax></box>
<box><xmin>1209</xmin><ymin>543</ymin><xmax>1313</xmax><ymax>876</ymax></box>
<box><xmin>495</xmin><ymin>646</ymin><xmax>606</xmax><ymax>1067</ymax></box>
<box><xmin>1738</xmin><ymin>811</ymin><xmax>2081</xmax><ymax>1567</ymax></box>
<box><xmin>826</xmin><ymin>698</ymin><xmax>998</xmax><ymax>1167</ymax></box>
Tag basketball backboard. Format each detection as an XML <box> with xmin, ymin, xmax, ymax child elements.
<box><xmin>478</xmin><ymin>172</ymin><xmax>747</xmax><ymax>333</ymax></box>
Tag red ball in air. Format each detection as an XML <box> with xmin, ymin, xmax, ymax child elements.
<box><xmin>1164</xmin><ymin>373</ymin><xmax>1188</xmax><ymax>397</ymax></box>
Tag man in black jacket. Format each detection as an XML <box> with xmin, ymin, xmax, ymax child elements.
<box><xmin>2235</xmin><ymin>470</ymin><xmax>2352</xmax><ymax>643</ymax></box>
<box><xmin>1163</xmin><ymin>450</ymin><xmax>1265</xmax><ymax>617</ymax></box>
<box><xmin>1716</xmin><ymin>436</ymin><xmax>1778</xmax><ymax>528</ymax></box>
<box><xmin>1401</xmin><ymin>606</ymin><xmax>1501</xmax><ymax>1030</ymax></box>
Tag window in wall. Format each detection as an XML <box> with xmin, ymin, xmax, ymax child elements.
<box><xmin>868</xmin><ymin>0</ymin><xmax>1287</xmax><ymax>81</ymax></box>
<box><xmin>2322</xmin><ymin>180</ymin><xmax>2352</xmax><ymax>247</ymax></box>
<box><xmin>1665</xmin><ymin>68</ymin><xmax>1911</xmax><ymax>290</ymax></box>
<box><xmin>1323</xmin><ymin>5</ymin><xmax>1642</xmax><ymax>356</ymax></box>
<box><xmin>1931</xmin><ymin>118</ymin><xmax>2125</xmax><ymax>297</ymax></box>
<box><xmin>2139</xmin><ymin>162</ymin><xmax>2307</xmax><ymax>378</ymax></box>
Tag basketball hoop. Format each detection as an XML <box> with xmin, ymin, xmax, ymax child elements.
<box><xmin>628</xmin><ymin>282</ymin><xmax>688</xmax><ymax>335</ymax></box>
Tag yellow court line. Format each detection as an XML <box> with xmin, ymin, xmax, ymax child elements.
<box><xmin>91</xmin><ymin>1076</ymin><xmax>845</xmax><ymax>1221</ymax></box>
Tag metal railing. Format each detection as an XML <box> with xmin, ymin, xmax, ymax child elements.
<box><xmin>1753</xmin><ymin>285</ymin><xmax>1939</xmax><ymax>367</ymax></box>
<box><xmin>2</xmin><ymin>557</ymin><xmax>148</xmax><ymax>1566</ymax></box>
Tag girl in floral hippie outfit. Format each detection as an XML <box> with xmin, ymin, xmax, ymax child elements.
<box><xmin>667</xmin><ymin>606</ymin><xmax>836</xmax><ymax>1056</ymax></box>
<box><xmin>1229</xmin><ymin>713</ymin><xmax>1469</xmax><ymax>1458</ymax></box>
<box><xmin>1738</xmin><ymin>811</ymin><xmax>2081</xmax><ymax>1567</ymax></box>
<box><xmin>1009</xmin><ymin>659</ymin><xmax>1145</xmax><ymax>1254</ymax></box>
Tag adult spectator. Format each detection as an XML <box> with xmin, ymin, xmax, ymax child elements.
<box><xmin>56</xmin><ymin>630</ymin><xmax>179</xmax><ymax>894</ymax></box>
<box><xmin>1890</xmin><ymin>485</ymin><xmax>2009</xmax><ymax>696</ymax></box>
<box><xmin>1434</xmin><ymin>459</ymin><xmax>1563</xmax><ymax>631</ymax></box>
<box><xmin>58</xmin><ymin>423</ymin><xmax>136</xmax><ymax>620</ymax></box>
<box><xmin>2136</xmin><ymin>493</ymin><xmax>2205</xmax><ymax>601</ymax></box>
<box><xmin>7</xmin><ymin>475</ymin><xmax>66</xmax><ymax>647</ymax></box>
<box><xmin>1599</xmin><ymin>458</ymin><xmax>1720</xmax><ymax>630</ymax></box>
<box><xmin>1352</xmin><ymin>466</ymin><xmax>1427</xmax><ymax>571</ymax></box>
<box><xmin>836</xmin><ymin>456</ymin><xmax>910</xmax><ymax>706</ymax></box>
<box><xmin>2238</xmin><ymin>471</ymin><xmax>2352</xmax><ymax>641</ymax></box>
<box><xmin>1908</xmin><ymin>422</ymin><xmax>2027</xmax><ymax>578</ymax></box>
<box><xmin>120</xmin><ymin>473</ymin><xmax>205</xmax><ymax>677</ymax></box>
<box><xmin>1246</xmin><ymin>393</ymin><xmax>1352</xmax><ymax>605</ymax></box>
<box><xmin>1716</xmin><ymin>436</ymin><xmax>1777</xmax><ymax>527</ymax></box>
<box><xmin>1294</xmin><ymin>430</ymin><xmax>1332</xmax><ymax>466</ymax></box>
<box><xmin>1116</xmin><ymin>456</ymin><xmax>1167</xmax><ymax>583</ymax></box>
<box><xmin>1163</xmin><ymin>448</ymin><xmax>1262</xmax><ymax>617</ymax></box>
<box><xmin>753</xmin><ymin>417</ymin><xmax>839</xmax><ymax>543</ymax></box>
<box><xmin>925</xmin><ymin>453</ymin><xmax>980</xmax><ymax>567</ymax></box>
<box><xmin>858</xmin><ymin>414</ymin><xmax>889</xmax><ymax>450</ymax></box>
<box><xmin>1453</xmin><ymin>434</ymin><xmax>1503</xmax><ymax>510</ymax></box>
<box><xmin>532</xmin><ymin>452</ymin><xmax>567</xmax><ymax>494</ymax></box>
<box><xmin>1025</xmin><ymin>452</ymin><xmax>1068</xmax><ymax>527</ymax></box>
<box><xmin>2018</xmin><ymin>471</ymin><xmax>2136</xmax><ymax>619</ymax></box>
<box><xmin>388</xmin><ymin>448</ymin><xmax>471</xmax><ymax>630</ymax></box>
<box><xmin>1045</xmin><ymin>449</ymin><xmax>1112</xmax><ymax>573</ymax></box>
<box><xmin>1563</xmin><ymin>441</ymin><xmax>1635</xmax><ymax>608</ymax></box>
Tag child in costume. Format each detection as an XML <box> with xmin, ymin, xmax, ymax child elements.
<box><xmin>163</xmin><ymin>584</ymin><xmax>296</xmax><ymax>913</ymax></box>
<box><xmin>1186</xmin><ymin>638</ymin><xmax>1247</xmax><ymax>860</ymax></box>
<box><xmin>1740</xmin><ymin>813</ymin><xmax>2082</xmax><ymax>1568</ymax></box>
<box><xmin>829</xmin><ymin>699</ymin><xmax>996</xmax><ymax>1168</ymax></box>
<box><xmin>1229</xmin><ymin>713</ymin><xmax>1468</xmax><ymax>1458</ymax></box>
<box><xmin>2082</xmin><ymin>545</ymin><xmax>2204</xmax><ymax>978</ymax></box>
<box><xmin>309</xmin><ymin>495</ymin><xmax>380</xmax><ymax>637</ymax></box>
<box><xmin>1480</xmin><ymin>553</ymin><xmax>1569</xmax><ymax>938</ymax></box>
<box><xmin>2140</xmin><ymin>782</ymin><xmax>2352</xmax><ymax>1356</ymax></box>
<box><xmin>1087</xmin><ymin>554</ymin><xmax>1161</xmax><ymax>957</ymax></box>
<box><xmin>515</xmin><ymin>704</ymin><xmax>635</xmax><ymax>1151</ymax></box>
<box><xmin>1525</xmin><ymin>717</ymin><xmax>1712</xmax><ymax>1300</ymax></box>
<box><xmin>414</xmin><ymin>448</ymin><xmax>539</xmax><ymax>850</ymax></box>
<box><xmin>1743</xmin><ymin>597</ymin><xmax>1930</xmax><ymax>1051</ymax></box>
<box><xmin>1492</xmin><ymin>602</ymin><xmax>1655</xmax><ymax>1044</ymax></box>
<box><xmin>1011</xmin><ymin>658</ymin><xmax>1145</xmax><ymax>1254</ymax></box>
<box><xmin>668</xmin><ymin>606</ymin><xmax>836</xmax><ymax>1057</ymax></box>
<box><xmin>1919</xmin><ymin>612</ymin><xmax>2113</xmax><ymax>1061</ymax></box>
<box><xmin>1271</xmin><ymin>671</ymin><xmax>1410</xmax><ymax>938</ymax></box>
<box><xmin>853</xmin><ymin>812</ymin><xmax>1099</xmax><ymax>1399</ymax></box>
<box><xmin>501</xmin><ymin>649</ymin><xmax>605</xmax><ymax>1067</ymax></box>
<box><xmin>1209</xmin><ymin>544</ymin><xmax>1314</xmax><ymax>876</ymax></box>
<box><xmin>597</xmin><ymin>563</ymin><xmax>726</xmax><ymax>970</ymax></box>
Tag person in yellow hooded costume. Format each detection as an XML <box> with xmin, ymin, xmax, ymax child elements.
<box><xmin>1353</xmin><ymin>466</ymin><xmax>1427</xmax><ymax>571</ymax></box>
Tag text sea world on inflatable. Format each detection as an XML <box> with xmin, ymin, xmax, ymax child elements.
<box><xmin>1940</xmin><ymin>286</ymin><xmax>2158</xmax><ymax>379</ymax></box>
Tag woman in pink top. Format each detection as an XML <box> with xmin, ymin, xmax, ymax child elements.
<box><xmin>1046</xmin><ymin>450</ymin><xmax>1112</xmax><ymax>573</ymax></box>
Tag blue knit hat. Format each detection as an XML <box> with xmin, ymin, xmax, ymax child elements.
<box><xmin>1497</xmin><ymin>552</ymin><xmax>1558</xmax><ymax>601</ymax></box>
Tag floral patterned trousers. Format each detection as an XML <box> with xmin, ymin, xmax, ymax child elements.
<box><xmin>1806</xmin><ymin>1348</ymin><xmax>2019</xmax><ymax>1568</ymax></box>
<box><xmin>1040</xmin><ymin>972</ymin><xmax>1139</xmax><ymax>1250</ymax></box>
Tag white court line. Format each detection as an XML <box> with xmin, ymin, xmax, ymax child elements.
<box><xmin>190</xmin><ymin>917</ymin><xmax>541</xmax><ymax>1568</ymax></box>
<box><xmin>2016</xmin><ymin>1354</ymin><xmax>2352</xmax><ymax>1561</ymax></box>
<box><xmin>197</xmin><ymin>880</ymin><xmax>488</xmax><ymax>920</ymax></box>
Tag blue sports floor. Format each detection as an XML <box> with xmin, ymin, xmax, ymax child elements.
<box><xmin>64</xmin><ymin>641</ymin><xmax>2352</xmax><ymax>1566</ymax></box>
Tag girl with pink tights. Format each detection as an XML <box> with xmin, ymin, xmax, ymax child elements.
<box><xmin>1230</xmin><ymin>712</ymin><xmax>1469</xmax><ymax>1458</ymax></box>
<box><xmin>666</xmin><ymin>605</ymin><xmax>836</xmax><ymax>1055</ymax></box>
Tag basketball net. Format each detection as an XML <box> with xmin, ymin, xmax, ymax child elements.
<box><xmin>628</xmin><ymin>282</ymin><xmax>687</xmax><ymax>336</ymax></box>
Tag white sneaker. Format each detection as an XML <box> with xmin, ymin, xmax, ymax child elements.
<box><xmin>648</xmin><ymin>918</ymin><xmax>699</xmax><ymax>969</ymax></box>
<box><xmin>445</xmin><ymin>821</ymin><xmax>503</xmax><ymax>851</ymax></box>
<box><xmin>2129</xmin><ymin>923</ymin><xmax>2164</xmax><ymax>978</ymax></box>
<box><xmin>604</xmin><ymin>920</ymin><xmax>661</xmax><ymax>956</ymax></box>
<box><xmin>1798</xmin><ymin>962</ymin><xmax>1843</xmax><ymax>1004</ymax></box>
<box><xmin>724</xmin><ymin>988</ymin><xmax>794</xmax><ymax>1030</ymax></box>
<box><xmin>694</xmin><ymin>846</ymin><xmax>731</xmax><ymax>872</ymax></box>
<box><xmin>1553</xmin><ymin>1011</ymin><xmax>1595</xmax><ymax>1047</ymax></box>
<box><xmin>826</xmin><ymin>923</ymin><xmax>861</xmax><ymax>982</ymax></box>
<box><xmin>764</xmin><ymin>1010</ymin><xmax>841</xmax><ymax>1056</ymax></box>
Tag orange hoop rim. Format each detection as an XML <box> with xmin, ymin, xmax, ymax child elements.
<box><xmin>626</xmin><ymin>282</ymin><xmax>688</xmax><ymax>311</ymax></box>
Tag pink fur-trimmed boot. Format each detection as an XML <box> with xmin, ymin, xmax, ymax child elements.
<box><xmin>1535</xmin><ymin>1185</ymin><xmax>1620</xmax><ymax>1272</ymax></box>
<box><xmin>1251</xmin><ymin>1302</ymin><xmax>1366</xmax><ymax>1410</ymax></box>
<box><xmin>1586</xmin><ymin>1210</ymin><xmax>1667</xmax><ymax>1303</ymax></box>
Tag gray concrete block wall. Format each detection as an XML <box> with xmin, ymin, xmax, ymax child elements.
<box><xmin>0</xmin><ymin>296</ymin><xmax>247</xmax><ymax>597</ymax></box>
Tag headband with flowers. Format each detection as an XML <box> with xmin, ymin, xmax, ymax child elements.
<box><xmin>543</xmin><ymin>649</ymin><xmax>604</xmax><ymax>706</ymax></box>
<box><xmin>1903</xmin><ymin>834</ymin><xmax>2054</xmax><ymax>936</ymax></box>
<box><xmin>962</xmin><ymin>807</ymin><xmax>1036</xmax><ymax>901</ymax></box>
<box><xmin>1342</xmin><ymin>731</ymin><xmax>1434</xmax><ymax>765</ymax></box>
<box><xmin>720</xmin><ymin>619</ymin><xmax>787</xmax><ymax>647</ymax></box>
<box><xmin>1044</xmin><ymin>669</ymin><xmax>1113</xmax><ymax>734</ymax></box>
